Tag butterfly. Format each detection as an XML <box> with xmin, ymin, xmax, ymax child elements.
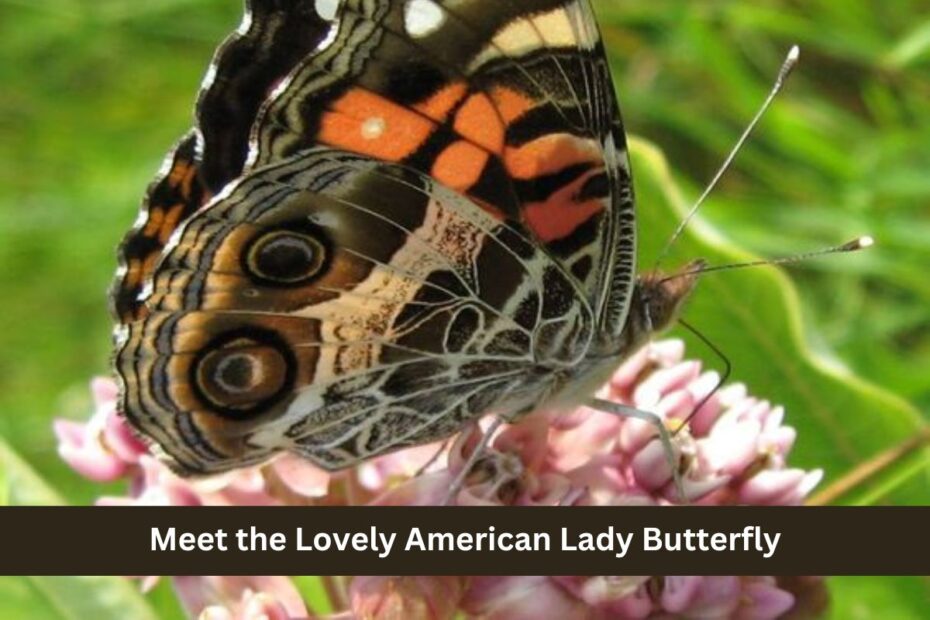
<box><xmin>112</xmin><ymin>0</ymin><xmax>698</xmax><ymax>477</ymax></box>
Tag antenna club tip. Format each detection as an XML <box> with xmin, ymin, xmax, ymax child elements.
<box><xmin>778</xmin><ymin>46</ymin><xmax>801</xmax><ymax>79</ymax></box>
<box><xmin>843</xmin><ymin>236</ymin><xmax>874</xmax><ymax>251</ymax></box>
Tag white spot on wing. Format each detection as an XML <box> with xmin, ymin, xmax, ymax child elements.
<box><xmin>532</xmin><ymin>8</ymin><xmax>581</xmax><ymax>48</ymax></box>
<box><xmin>493</xmin><ymin>17</ymin><xmax>541</xmax><ymax>55</ymax></box>
<box><xmin>315</xmin><ymin>0</ymin><xmax>340</xmax><ymax>21</ymax></box>
<box><xmin>361</xmin><ymin>117</ymin><xmax>386</xmax><ymax>139</ymax></box>
<box><xmin>404</xmin><ymin>0</ymin><xmax>445</xmax><ymax>38</ymax></box>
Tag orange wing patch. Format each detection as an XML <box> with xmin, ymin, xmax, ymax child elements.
<box><xmin>504</xmin><ymin>134</ymin><xmax>602</xmax><ymax>180</ymax></box>
<box><xmin>122</xmin><ymin>253</ymin><xmax>161</xmax><ymax>319</ymax></box>
<box><xmin>523</xmin><ymin>168</ymin><xmax>605</xmax><ymax>243</ymax></box>
<box><xmin>414</xmin><ymin>82</ymin><xmax>468</xmax><ymax>122</ymax></box>
<box><xmin>432</xmin><ymin>141</ymin><xmax>490</xmax><ymax>192</ymax></box>
<box><xmin>319</xmin><ymin>88</ymin><xmax>437</xmax><ymax>162</ymax></box>
<box><xmin>489</xmin><ymin>86</ymin><xmax>535</xmax><ymax>124</ymax></box>
<box><xmin>167</xmin><ymin>161</ymin><xmax>198</xmax><ymax>200</ymax></box>
<box><xmin>123</xmin><ymin>258</ymin><xmax>146</xmax><ymax>292</ymax></box>
<box><xmin>159</xmin><ymin>204</ymin><xmax>186</xmax><ymax>244</ymax></box>
<box><xmin>454</xmin><ymin>93</ymin><xmax>505</xmax><ymax>154</ymax></box>
<box><xmin>142</xmin><ymin>203</ymin><xmax>187</xmax><ymax>245</ymax></box>
<box><xmin>506</xmin><ymin>133</ymin><xmax>607</xmax><ymax>243</ymax></box>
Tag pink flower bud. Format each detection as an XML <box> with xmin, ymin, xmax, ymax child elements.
<box><xmin>54</xmin><ymin>418</ymin><xmax>128</xmax><ymax>482</ymax></box>
<box><xmin>264</xmin><ymin>455</ymin><xmax>332</xmax><ymax>503</ymax></box>
<box><xmin>735</xmin><ymin>578</ymin><xmax>796</xmax><ymax>620</ymax></box>
<box><xmin>241</xmin><ymin>592</ymin><xmax>295</xmax><ymax>620</ymax></box>
<box><xmin>631</xmin><ymin>437</ymin><xmax>677</xmax><ymax>490</ymax></box>
<box><xmin>462</xmin><ymin>576</ymin><xmax>589</xmax><ymax>620</ymax></box>
<box><xmin>660</xmin><ymin>576</ymin><xmax>704</xmax><ymax>613</ymax></box>
<box><xmin>350</xmin><ymin>576</ymin><xmax>464</xmax><ymax>620</ymax></box>
<box><xmin>177</xmin><ymin>576</ymin><xmax>308</xmax><ymax>620</ymax></box>
<box><xmin>53</xmin><ymin>378</ymin><xmax>148</xmax><ymax>482</ymax></box>
<box><xmin>740</xmin><ymin>469</ymin><xmax>822</xmax><ymax>506</ymax></box>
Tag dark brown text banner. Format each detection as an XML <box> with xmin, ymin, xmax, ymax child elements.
<box><xmin>0</xmin><ymin>506</ymin><xmax>925</xmax><ymax>576</ymax></box>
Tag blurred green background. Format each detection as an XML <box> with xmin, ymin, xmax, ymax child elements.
<box><xmin>0</xmin><ymin>0</ymin><xmax>927</xmax><ymax>617</ymax></box>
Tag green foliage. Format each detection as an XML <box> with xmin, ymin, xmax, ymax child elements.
<box><xmin>632</xmin><ymin>139</ymin><xmax>928</xmax><ymax>504</ymax></box>
<box><xmin>829</xmin><ymin>577</ymin><xmax>929</xmax><ymax>619</ymax></box>
<box><xmin>0</xmin><ymin>0</ymin><xmax>926</xmax><ymax>616</ymax></box>
<box><xmin>0</xmin><ymin>577</ymin><xmax>160</xmax><ymax>620</ymax></box>
<box><xmin>595</xmin><ymin>0</ymin><xmax>930</xmax><ymax>412</ymax></box>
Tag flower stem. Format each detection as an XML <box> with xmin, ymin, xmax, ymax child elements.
<box><xmin>807</xmin><ymin>427</ymin><xmax>930</xmax><ymax>506</ymax></box>
<box><xmin>321</xmin><ymin>575</ymin><xmax>349</xmax><ymax>612</ymax></box>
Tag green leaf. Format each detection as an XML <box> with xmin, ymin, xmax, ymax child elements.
<box><xmin>0</xmin><ymin>455</ymin><xmax>8</xmax><ymax>506</ymax></box>
<box><xmin>628</xmin><ymin>137</ymin><xmax>929</xmax><ymax>504</ymax></box>
<box><xmin>0</xmin><ymin>579</ymin><xmax>60</xmax><ymax>619</ymax></box>
<box><xmin>15</xmin><ymin>577</ymin><xmax>158</xmax><ymax>620</ymax></box>
<box><xmin>0</xmin><ymin>434</ymin><xmax>65</xmax><ymax>506</ymax></box>
<box><xmin>885</xmin><ymin>19</ymin><xmax>930</xmax><ymax>68</ymax></box>
<box><xmin>0</xmin><ymin>438</ymin><xmax>158</xmax><ymax>619</ymax></box>
<box><xmin>829</xmin><ymin>577</ymin><xmax>930</xmax><ymax>619</ymax></box>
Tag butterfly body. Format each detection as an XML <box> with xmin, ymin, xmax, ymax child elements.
<box><xmin>113</xmin><ymin>0</ymin><xmax>695</xmax><ymax>475</ymax></box>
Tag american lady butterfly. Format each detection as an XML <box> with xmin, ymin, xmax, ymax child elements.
<box><xmin>112</xmin><ymin>0</ymin><xmax>699</xmax><ymax>477</ymax></box>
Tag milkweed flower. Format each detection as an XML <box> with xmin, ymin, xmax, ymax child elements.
<box><xmin>53</xmin><ymin>377</ymin><xmax>147</xmax><ymax>482</ymax></box>
<box><xmin>55</xmin><ymin>340</ymin><xmax>824</xmax><ymax>619</ymax></box>
<box><xmin>176</xmin><ymin>576</ymin><xmax>310</xmax><ymax>620</ymax></box>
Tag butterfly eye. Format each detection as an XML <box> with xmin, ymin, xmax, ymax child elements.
<box><xmin>193</xmin><ymin>333</ymin><xmax>294</xmax><ymax>417</ymax></box>
<box><xmin>245</xmin><ymin>229</ymin><xmax>327</xmax><ymax>286</ymax></box>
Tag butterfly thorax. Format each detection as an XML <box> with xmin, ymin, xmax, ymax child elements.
<box><xmin>534</xmin><ymin>261</ymin><xmax>703</xmax><ymax>415</ymax></box>
<box><xmin>605</xmin><ymin>261</ymin><xmax>704</xmax><ymax>357</ymax></box>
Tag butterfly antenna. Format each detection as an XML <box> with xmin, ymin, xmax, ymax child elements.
<box><xmin>666</xmin><ymin>236</ymin><xmax>872</xmax><ymax>433</ymax></box>
<box><xmin>654</xmin><ymin>45</ymin><xmax>801</xmax><ymax>272</ymax></box>
<box><xmin>674</xmin><ymin>319</ymin><xmax>731</xmax><ymax>436</ymax></box>
<box><xmin>659</xmin><ymin>236</ymin><xmax>874</xmax><ymax>285</ymax></box>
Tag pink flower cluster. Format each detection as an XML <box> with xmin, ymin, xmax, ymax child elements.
<box><xmin>56</xmin><ymin>340</ymin><xmax>823</xmax><ymax>619</ymax></box>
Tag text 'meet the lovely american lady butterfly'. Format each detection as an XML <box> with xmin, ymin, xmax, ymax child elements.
<box><xmin>112</xmin><ymin>0</ymin><xmax>701</xmax><ymax>476</ymax></box>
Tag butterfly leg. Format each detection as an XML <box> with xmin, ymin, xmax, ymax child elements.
<box><xmin>587</xmin><ymin>397</ymin><xmax>687</xmax><ymax>503</ymax></box>
<box><xmin>441</xmin><ymin>417</ymin><xmax>505</xmax><ymax>506</ymax></box>
<box><xmin>414</xmin><ymin>439</ymin><xmax>451</xmax><ymax>477</ymax></box>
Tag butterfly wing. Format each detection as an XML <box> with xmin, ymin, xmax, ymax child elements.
<box><xmin>248</xmin><ymin>0</ymin><xmax>637</xmax><ymax>335</ymax></box>
<box><xmin>115</xmin><ymin>0</ymin><xmax>638</xmax><ymax>474</ymax></box>
<box><xmin>117</xmin><ymin>148</ymin><xmax>594</xmax><ymax>473</ymax></box>
<box><xmin>111</xmin><ymin>1</ymin><xmax>333</xmax><ymax>322</ymax></box>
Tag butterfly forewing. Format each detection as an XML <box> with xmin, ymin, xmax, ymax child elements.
<box><xmin>249</xmin><ymin>0</ymin><xmax>635</xmax><ymax>324</ymax></box>
<box><xmin>111</xmin><ymin>1</ymin><xmax>333</xmax><ymax>323</ymax></box>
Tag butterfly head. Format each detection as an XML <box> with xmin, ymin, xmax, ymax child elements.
<box><xmin>623</xmin><ymin>259</ymin><xmax>706</xmax><ymax>352</ymax></box>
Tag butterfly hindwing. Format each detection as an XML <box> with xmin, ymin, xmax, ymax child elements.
<box><xmin>117</xmin><ymin>148</ymin><xmax>594</xmax><ymax>473</ymax></box>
